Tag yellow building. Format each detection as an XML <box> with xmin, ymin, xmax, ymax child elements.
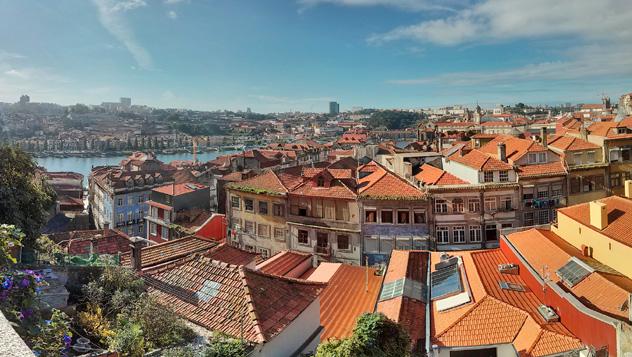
<box><xmin>551</xmin><ymin>181</ymin><xmax>632</xmax><ymax>277</ymax></box>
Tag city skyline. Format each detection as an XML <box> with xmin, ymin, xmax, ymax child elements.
<box><xmin>1</xmin><ymin>0</ymin><xmax>632</xmax><ymax>112</ymax></box>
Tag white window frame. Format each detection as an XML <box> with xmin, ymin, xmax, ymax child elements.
<box><xmin>468</xmin><ymin>199</ymin><xmax>480</xmax><ymax>212</ymax></box>
<box><xmin>436</xmin><ymin>226</ymin><xmax>449</xmax><ymax>244</ymax></box>
<box><xmin>484</xmin><ymin>197</ymin><xmax>497</xmax><ymax>211</ymax></box>
<box><xmin>469</xmin><ymin>226</ymin><xmax>482</xmax><ymax>242</ymax></box>
<box><xmin>435</xmin><ymin>199</ymin><xmax>448</xmax><ymax>214</ymax></box>
<box><xmin>453</xmin><ymin>226</ymin><xmax>466</xmax><ymax>243</ymax></box>
<box><xmin>150</xmin><ymin>222</ymin><xmax>157</xmax><ymax>236</ymax></box>
<box><xmin>483</xmin><ymin>171</ymin><xmax>494</xmax><ymax>183</ymax></box>
<box><xmin>538</xmin><ymin>152</ymin><xmax>547</xmax><ymax>163</ymax></box>
<box><xmin>244</xmin><ymin>198</ymin><xmax>254</xmax><ymax>212</ymax></box>
<box><xmin>499</xmin><ymin>170</ymin><xmax>509</xmax><ymax>182</ymax></box>
<box><xmin>231</xmin><ymin>196</ymin><xmax>240</xmax><ymax>209</ymax></box>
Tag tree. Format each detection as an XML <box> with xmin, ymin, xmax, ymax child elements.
<box><xmin>204</xmin><ymin>333</ymin><xmax>249</xmax><ymax>357</ymax></box>
<box><xmin>82</xmin><ymin>266</ymin><xmax>145</xmax><ymax>317</ymax></box>
<box><xmin>316</xmin><ymin>313</ymin><xmax>410</xmax><ymax>357</ymax></box>
<box><xmin>0</xmin><ymin>146</ymin><xmax>56</xmax><ymax>247</ymax></box>
<box><xmin>366</xmin><ymin>111</ymin><xmax>421</xmax><ymax>130</ymax></box>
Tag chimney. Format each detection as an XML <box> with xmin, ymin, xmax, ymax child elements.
<box><xmin>438</xmin><ymin>136</ymin><xmax>443</xmax><ymax>152</ymax></box>
<box><xmin>580</xmin><ymin>124</ymin><xmax>588</xmax><ymax>140</ymax></box>
<box><xmin>103</xmin><ymin>221</ymin><xmax>110</xmax><ymax>237</ymax></box>
<box><xmin>129</xmin><ymin>236</ymin><xmax>144</xmax><ymax>272</ymax></box>
<box><xmin>540</xmin><ymin>127</ymin><xmax>548</xmax><ymax>148</ymax></box>
<box><xmin>589</xmin><ymin>201</ymin><xmax>608</xmax><ymax>230</ymax></box>
<box><xmin>625</xmin><ymin>180</ymin><xmax>632</xmax><ymax>199</ymax></box>
<box><xmin>497</xmin><ymin>142</ymin><xmax>507</xmax><ymax>162</ymax></box>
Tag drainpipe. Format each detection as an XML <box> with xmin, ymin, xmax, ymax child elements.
<box><xmin>425</xmin><ymin>251</ymin><xmax>432</xmax><ymax>357</ymax></box>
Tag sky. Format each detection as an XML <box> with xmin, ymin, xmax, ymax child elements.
<box><xmin>1</xmin><ymin>0</ymin><xmax>632</xmax><ymax>113</ymax></box>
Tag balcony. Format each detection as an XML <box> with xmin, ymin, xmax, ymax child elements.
<box><xmin>315</xmin><ymin>245</ymin><xmax>331</xmax><ymax>256</ymax></box>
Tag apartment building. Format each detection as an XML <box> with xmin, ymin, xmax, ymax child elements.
<box><xmin>357</xmin><ymin>161</ymin><xmax>429</xmax><ymax>265</ymax></box>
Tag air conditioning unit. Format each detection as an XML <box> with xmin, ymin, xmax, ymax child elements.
<box><xmin>537</xmin><ymin>305</ymin><xmax>560</xmax><ymax>322</ymax></box>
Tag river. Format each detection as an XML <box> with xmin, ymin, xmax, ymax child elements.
<box><xmin>36</xmin><ymin>150</ymin><xmax>239</xmax><ymax>184</ymax></box>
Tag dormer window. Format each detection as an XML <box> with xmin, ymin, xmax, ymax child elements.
<box><xmin>317</xmin><ymin>176</ymin><xmax>325</xmax><ymax>187</ymax></box>
<box><xmin>617</xmin><ymin>127</ymin><xmax>627</xmax><ymax>134</ymax></box>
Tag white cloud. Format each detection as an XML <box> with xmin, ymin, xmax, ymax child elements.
<box><xmin>369</xmin><ymin>0</ymin><xmax>632</xmax><ymax>45</ymax></box>
<box><xmin>167</xmin><ymin>10</ymin><xmax>178</xmax><ymax>19</ymax></box>
<box><xmin>92</xmin><ymin>0</ymin><xmax>153</xmax><ymax>70</ymax></box>
<box><xmin>162</xmin><ymin>90</ymin><xmax>176</xmax><ymax>100</ymax></box>
<box><xmin>164</xmin><ymin>0</ymin><xmax>186</xmax><ymax>4</ymax></box>
<box><xmin>4</xmin><ymin>69</ymin><xmax>29</xmax><ymax>79</ymax></box>
<box><xmin>0</xmin><ymin>51</ymin><xmax>25</xmax><ymax>61</ymax></box>
<box><xmin>298</xmin><ymin>0</ymin><xmax>460</xmax><ymax>12</ymax></box>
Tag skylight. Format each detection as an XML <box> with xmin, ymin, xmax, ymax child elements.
<box><xmin>556</xmin><ymin>258</ymin><xmax>593</xmax><ymax>287</ymax></box>
<box><xmin>379</xmin><ymin>278</ymin><xmax>426</xmax><ymax>303</ymax></box>
<box><xmin>499</xmin><ymin>281</ymin><xmax>525</xmax><ymax>292</ymax></box>
<box><xmin>431</xmin><ymin>263</ymin><xmax>462</xmax><ymax>300</ymax></box>
<box><xmin>194</xmin><ymin>280</ymin><xmax>221</xmax><ymax>302</ymax></box>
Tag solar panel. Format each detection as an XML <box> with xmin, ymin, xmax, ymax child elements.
<box><xmin>379</xmin><ymin>278</ymin><xmax>405</xmax><ymax>301</ymax></box>
<box><xmin>556</xmin><ymin>258</ymin><xmax>592</xmax><ymax>287</ymax></box>
<box><xmin>499</xmin><ymin>281</ymin><xmax>525</xmax><ymax>292</ymax></box>
<box><xmin>431</xmin><ymin>264</ymin><xmax>462</xmax><ymax>300</ymax></box>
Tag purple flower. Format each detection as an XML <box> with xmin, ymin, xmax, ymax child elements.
<box><xmin>20</xmin><ymin>278</ymin><xmax>29</xmax><ymax>288</ymax></box>
<box><xmin>63</xmin><ymin>334</ymin><xmax>72</xmax><ymax>348</ymax></box>
<box><xmin>2</xmin><ymin>277</ymin><xmax>12</xmax><ymax>290</ymax></box>
<box><xmin>24</xmin><ymin>269</ymin><xmax>34</xmax><ymax>275</ymax></box>
<box><xmin>17</xmin><ymin>312</ymin><xmax>24</xmax><ymax>320</ymax></box>
<box><xmin>44</xmin><ymin>319</ymin><xmax>51</xmax><ymax>325</ymax></box>
<box><xmin>21</xmin><ymin>309</ymin><xmax>33</xmax><ymax>319</ymax></box>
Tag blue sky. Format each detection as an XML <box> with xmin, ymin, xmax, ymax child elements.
<box><xmin>1</xmin><ymin>0</ymin><xmax>632</xmax><ymax>113</ymax></box>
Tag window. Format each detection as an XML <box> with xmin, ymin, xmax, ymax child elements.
<box><xmin>138</xmin><ymin>195</ymin><xmax>144</xmax><ymax>203</ymax></box>
<box><xmin>436</xmin><ymin>227</ymin><xmax>449</xmax><ymax>244</ymax></box>
<box><xmin>317</xmin><ymin>176</ymin><xmax>325</xmax><ymax>187</ymax></box>
<box><xmin>117</xmin><ymin>198</ymin><xmax>123</xmax><ymax>206</ymax></box>
<box><xmin>150</xmin><ymin>222</ymin><xmax>157</xmax><ymax>236</ymax></box>
<box><xmin>583</xmin><ymin>176</ymin><xmax>595</xmax><ymax>192</ymax></box>
<box><xmin>453</xmin><ymin>226</ymin><xmax>466</xmax><ymax>243</ymax></box>
<box><xmin>500</xmin><ymin>197</ymin><xmax>512</xmax><ymax>211</ymax></box>
<box><xmin>435</xmin><ymin>199</ymin><xmax>448</xmax><ymax>214</ymax></box>
<box><xmin>528</xmin><ymin>153</ymin><xmax>537</xmax><ymax>163</ymax></box>
<box><xmin>551</xmin><ymin>184</ymin><xmax>562</xmax><ymax>197</ymax></box>
<box><xmin>298</xmin><ymin>230</ymin><xmax>309</xmax><ymax>245</ymax></box>
<box><xmin>127</xmin><ymin>211</ymin><xmax>133</xmax><ymax>222</ymax></box>
<box><xmin>244</xmin><ymin>199</ymin><xmax>254</xmax><ymax>212</ymax></box>
<box><xmin>244</xmin><ymin>220</ymin><xmax>255</xmax><ymax>234</ymax></box>
<box><xmin>128</xmin><ymin>195</ymin><xmax>133</xmax><ymax>206</ymax></box>
<box><xmin>259</xmin><ymin>201</ymin><xmax>268</xmax><ymax>215</ymax></box>
<box><xmin>231</xmin><ymin>196</ymin><xmax>240</xmax><ymax>209</ymax></box>
<box><xmin>469</xmin><ymin>226</ymin><xmax>482</xmax><ymax>242</ymax></box>
<box><xmin>537</xmin><ymin>210</ymin><xmax>550</xmax><ymax>225</ymax></box>
<box><xmin>365</xmin><ymin>209</ymin><xmax>377</xmax><ymax>223</ymax></box>
<box><xmin>164</xmin><ymin>210</ymin><xmax>170</xmax><ymax>223</ymax></box>
<box><xmin>151</xmin><ymin>206</ymin><xmax>158</xmax><ymax>218</ymax></box>
<box><xmin>257</xmin><ymin>224</ymin><xmax>270</xmax><ymax>238</ymax></box>
<box><xmin>273</xmin><ymin>204</ymin><xmax>285</xmax><ymax>216</ymax></box>
<box><xmin>468</xmin><ymin>199</ymin><xmax>480</xmax><ymax>212</ymax></box>
<box><xmin>499</xmin><ymin>171</ymin><xmax>509</xmax><ymax>182</ymax></box>
<box><xmin>623</xmin><ymin>149</ymin><xmax>631</xmax><ymax>162</ymax></box>
<box><xmin>413</xmin><ymin>210</ymin><xmax>426</xmax><ymax>224</ymax></box>
<box><xmin>486</xmin><ymin>224</ymin><xmax>498</xmax><ymax>241</ymax></box>
<box><xmin>118</xmin><ymin>213</ymin><xmax>125</xmax><ymax>223</ymax></box>
<box><xmin>610</xmin><ymin>173</ymin><xmax>622</xmax><ymax>188</ymax></box>
<box><xmin>524</xmin><ymin>212</ymin><xmax>535</xmax><ymax>226</ymax></box>
<box><xmin>381</xmin><ymin>210</ymin><xmax>393</xmax><ymax>223</ymax></box>
<box><xmin>337</xmin><ymin>235</ymin><xmax>350</xmax><ymax>250</ymax></box>
<box><xmin>316</xmin><ymin>232</ymin><xmax>329</xmax><ymax>247</ymax></box>
<box><xmin>538</xmin><ymin>152</ymin><xmax>547</xmax><ymax>163</ymax></box>
<box><xmin>610</xmin><ymin>149</ymin><xmax>620</xmax><ymax>162</ymax></box>
<box><xmin>587</xmin><ymin>151</ymin><xmax>596</xmax><ymax>163</ymax></box>
<box><xmin>573</xmin><ymin>152</ymin><xmax>583</xmax><ymax>165</ymax></box>
<box><xmin>484</xmin><ymin>171</ymin><xmax>494</xmax><ymax>183</ymax></box>
<box><xmin>398</xmin><ymin>210</ymin><xmax>410</xmax><ymax>224</ymax></box>
<box><xmin>537</xmin><ymin>186</ymin><xmax>548</xmax><ymax>199</ymax></box>
<box><xmin>274</xmin><ymin>228</ymin><xmax>285</xmax><ymax>241</ymax></box>
<box><xmin>137</xmin><ymin>225</ymin><xmax>143</xmax><ymax>234</ymax></box>
<box><xmin>452</xmin><ymin>198</ymin><xmax>464</xmax><ymax>213</ymax></box>
<box><xmin>161</xmin><ymin>226</ymin><xmax>169</xmax><ymax>240</ymax></box>
<box><xmin>258</xmin><ymin>248</ymin><xmax>271</xmax><ymax>259</ymax></box>
<box><xmin>484</xmin><ymin>197</ymin><xmax>497</xmax><ymax>211</ymax></box>
<box><xmin>570</xmin><ymin>177</ymin><xmax>581</xmax><ymax>194</ymax></box>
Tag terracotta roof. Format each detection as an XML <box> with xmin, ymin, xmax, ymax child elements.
<box><xmin>558</xmin><ymin>196</ymin><xmax>632</xmax><ymax>248</ymax></box>
<box><xmin>481</xmin><ymin>121</ymin><xmax>512</xmax><ymax>127</ymax></box>
<box><xmin>144</xmin><ymin>255</ymin><xmax>324</xmax><ymax>343</ymax></box>
<box><xmin>121</xmin><ymin>236</ymin><xmax>216</xmax><ymax>269</ymax></box>
<box><xmin>430</xmin><ymin>250</ymin><xmax>582</xmax><ymax>356</ymax></box>
<box><xmin>506</xmin><ymin>227</ymin><xmax>632</xmax><ymax>322</ymax></box>
<box><xmin>415</xmin><ymin>163</ymin><xmax>469</xmax><ymax>186</ymax></box>
<box><xmin>471</xmin><ymin>133</ymin><xmax>498</xmax><ymax>139</ymax></box>
<box><xmin>358</xmin><ymin>161</ymin><xmax>424</xmax><ymax>200</ymax></box>
<box><xmin>257</xmin><ymin>251</ymin><xmax>313</xmax><ymax>277</ymax></box>
<box><xmin>146</xmin><ymin>200</ymin><xmax>173</xmax><ymax>211</ymax></box>
<box><xmin>204</xmin><ymin>243</ymin><xmax>259</xmax><ymax>266</ymax></box>
<box><xmin>479</xmin><ymin>135</ymin><xmax>547</xmax><ymax>162</ymax></box>
<box><xmin>227</xmin><ymin>170</ymin><xmax>289</xmax><ymax>196</ymax></box>
<box><xmin>377</xmin><ymin>250</ymin><xmax>428</xmax><ymax>350</ymax></box>
<box><xmin>517</xmin><ymin>161</ymin><xmax>566</xmax><ymax>178</ymax></box>
<box><xmin>51</xmin><ymin>228</ymin><xmax>131</xmax><ymax>255</ymax></box>
<box><xmin>449</xmin><ymin>149</ymin><xmax>513</xmax><ymax>171</ymax></box>
<box><xmin>308</xmin><ymin>263</ymin><xmax>383</xmax><ymax>340</ymax></box>
<box><xmin>290</xmin><ymin>178</ymin><xmax>357</xmax><ymax>200</ymax></box>
<box><xmin>153</xmin><ymin>182</ymin><xmax>208</xmax><ymax>196</ymax></box>
<box><xmin>547</xmin><ymin>135</ymin><xmax>599</xmax><ymax>152</ymax></box>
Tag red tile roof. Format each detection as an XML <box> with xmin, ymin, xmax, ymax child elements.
<box><xmin>431</xmin><ymin>250</ymin><xmax>582</xmax><ymax>356</ymax></box>
<box><xmin>51</xmin><ymin>228</ymin><xmax>131</xmax><ymax>255</ymax></box>
<box><xmin>557</xmin><ymin>196</ymin><xmax>632</xmax><ymax>248</ymax></box>
<box><xmin>449</xmin><ymin>149</ymin><xmax>513</xmax><ymax>171</ymax></box>
<box><xmin>308</xmin><ymin>263</ymin><xmax>383</xmax><ymax>340</ymax></box>
<box><xmin>144</xmin><ymin>254</ymin><xmax>324</xmax><ymax>343</ymax></box>
<box><xmin>505</xmin><ymin>228</ymin><xmax>632</xmax><ymax>322</ymax></box>
<box><xmin>153</xmin><ymin>182</ymin><xmax>208</xmax><ymax>196</ymax></box>
<box><xmin>121</xmin><ymin>236</ymin><xmax>216</xmax><ymax>269</ymax></box>
<box><xmin>227</xmin><ymin>170</ymin><xmax>290</xmax><ymax>196</ymax></box>
<box><xmin>517</xmin><ymin>161</ymin><xmax>567</xmax><ymax>178</ymax></box>
<box><xmin>548</xmin><ymin>135</ymin><xmax>600</xmax><ymax>152</ymax></box>
<box><xmin>479</xmin><ymin>135</ymin><xmax>547</xmax><ymax>162</ymax></box>
<box><xmin>257</xmin><ymin>251</ymin><xmax>313</xmax><ymax>277</ymax></box>
<box><xmin>204</xmin><ymin>243</ymin><xmax>259</xmax><ymax>266</ymax></box>
<box><xmin>358</xmin><ymin>161</ymin><xmax>425</xmax><ymax>200</ymax></box>
<box><xmin>415</xmin><ymin>163</ymin><xmax>469</xmax><ymax>186</ymax></box>
<box><xmin>377</xmin><ymin>250</ymin><xmax>428</xmax><ymax>350</ymax></box>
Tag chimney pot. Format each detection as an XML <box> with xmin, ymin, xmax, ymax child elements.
<box><xmin>540</xmin><ymin>127</ymin><xmax>548</xmax><ymax>148</ymax></box>
<box><xmin>589</xmin><ymin>201</ymin><xmax>608</xmax><ymax>230</ymax></box>
<box><xmin>129</xmin><ymin>236</ymin><xmax>144</xmax><ymax>272</ymax></box>
<box><xmin>497</xmin><ymin>142</ymin><xmax>507</xmax><ymax>163</ymax></box>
